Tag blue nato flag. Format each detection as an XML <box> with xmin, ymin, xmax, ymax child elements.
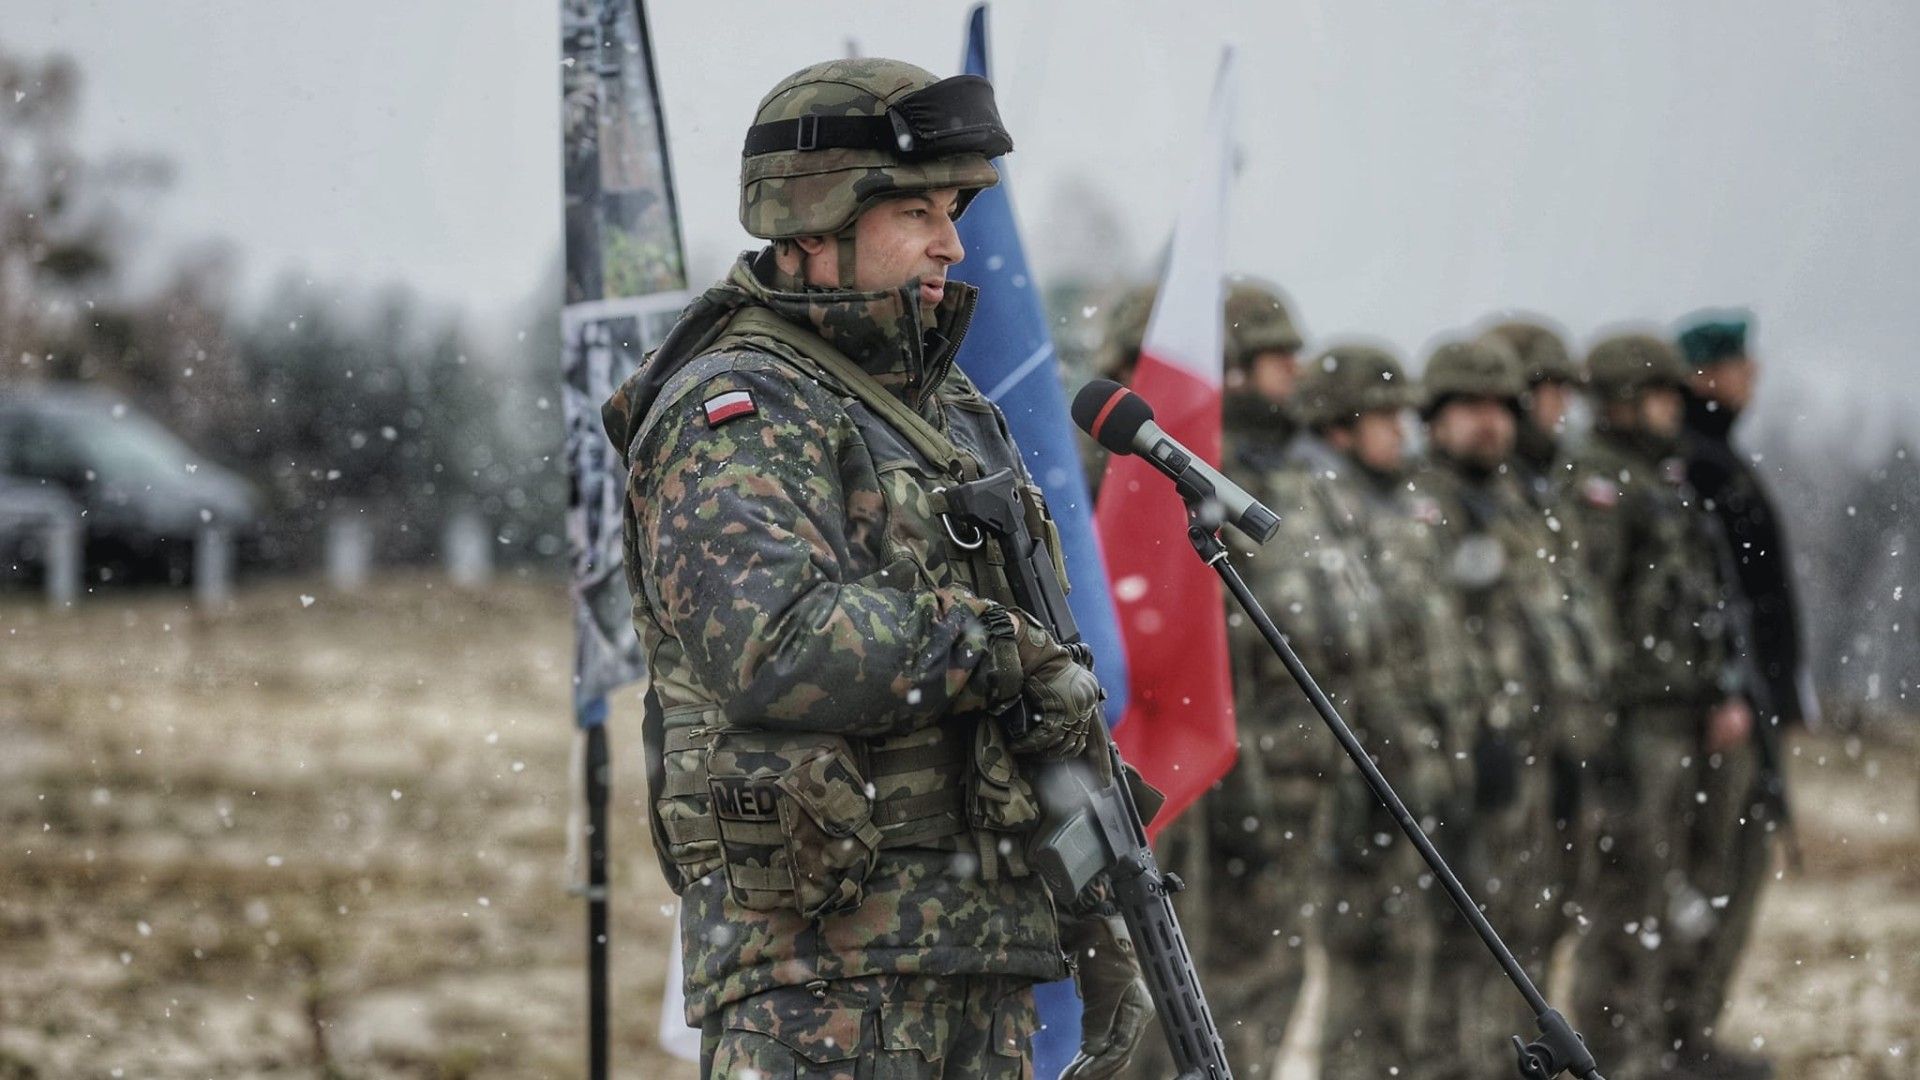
<box><xmin>950</xmin><ymin>6</ymin><xmax>1130</xmax><ymax>1076</ymax></box>
<box><xmin>950</xmin><ymin>7</ymin><xmax>1130</xmax><ymax>726</ymax></box>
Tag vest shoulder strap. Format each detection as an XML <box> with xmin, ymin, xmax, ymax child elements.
<box><xmin>715</xmin><ymin>306</ymin><xmax>981</xmax><ymax>481</ymax></box>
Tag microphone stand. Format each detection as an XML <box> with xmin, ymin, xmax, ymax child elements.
<box><xmin>1175</xmin><ymin>490</ymin><xmax>1608</xmax><ymax>1080</ymax></box>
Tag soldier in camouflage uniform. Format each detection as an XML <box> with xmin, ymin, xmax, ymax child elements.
<box><xmin>1568</xmin><ymin>333</ymin><xmax>1753</xmax><ymax>1079</ymax></box>
<box><xmin>1220</xmin><ymin>277</ymin><xmax>1306</xmax><ymax>473</ymax></box>
<box><xmin>1127</xmin><ymin>280</ymin><xmax>1311</xmax><ymax>1078</ymax></box>
<box><xmin>1480</xmin><ymin>318</ymin><xmax>1583</xmax><ymax>490</ymax></box>
<box><xmin>1296</xmin><ymin>344</ymin><xmax>1486</xmax><ymax>1080</ymax></box>
<box><xmin>1416</xmin><ymin>339</ymin><xmax>1614</xmax><ymax>1066</ymax></box>
<box><xmin>1477</xmin><ymin>319</ymin><xmax>1618</xmax><ymax>950</ymax></box>
<box><xmin>1110</xmin><ymin>279</ymin><xmax>1309</xmax><ymax>1080</ymax></box>
<box><xmin>1203</xmin><ymin>278</ymin><xmax>1313</xmax><ymax>1076</ymax></box>
<box><xmin>603</xmin><ymin>59</ymin><xmax>1149</xmax><ymax>1079</ymax></box>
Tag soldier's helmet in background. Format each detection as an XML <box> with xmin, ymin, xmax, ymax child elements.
<box><xmin>1422</xmin><ymin>338</ymin><xmax>1526</xmax><ymax>416</ymax></box>
<box><xmin>1095</xmin><ymin>284</ymin><xmax>1158</xmax><ymax>383</ymax></box>
<box><xmin>1584</xmin><ymin>333</ymin><xmax>1689</xmax><ymax>402</ymax></box>
<box><xmin>740</xmin><ymin>59</ymin><xmax>1010</xmax><ymax>239</ymax></box>
<box><xmin>1224</xmin><ymin>277</ymin><xmax>1304</xmax><ymax>373</ymax></box>
<box><xmin>1296</xmin><ymin>342</ymin><xmax>1419</xmax><ymax>429</ymax></box>
<box><xmin>1478</xmin><ymin>320</ymin><xmax>1577</xmax><ymax>386</ymax></box>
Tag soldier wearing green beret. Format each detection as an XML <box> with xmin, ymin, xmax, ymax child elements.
<box><xmin>603</xmin><ymin>59</ymin><xmax>1148</xmax><ymax>1079</ymax></box>
<box><xmin>1668</xmin><ymin>310</ymin><xmax>1805</xmax><ymax>1078</ymax></box>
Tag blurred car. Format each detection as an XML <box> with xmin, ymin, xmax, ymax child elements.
<box><xmin>0</xmin><ymin>474</ymin><xmax>81</xmax><ymax>584</ymax></box>
<box><xmin>0</xmin><ymin>386</ymin><xmax>261</xmax><ymax>584</ymax></box>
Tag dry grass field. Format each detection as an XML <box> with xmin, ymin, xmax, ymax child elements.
<box><xmin>1</xmin><ymin>578</ymin><xmax>1914</xmax><ymax>1078</ymax></box>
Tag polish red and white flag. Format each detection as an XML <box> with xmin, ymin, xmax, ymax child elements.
<box><xmin>1099</xmin><ymin>50</ymin><xmax>1239</xmax><ymax>837</ymax></box>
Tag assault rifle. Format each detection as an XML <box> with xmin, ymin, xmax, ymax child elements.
<box><xmin>939</xmin><ymin>465</ymin><xmax>1233</xmax><ymax>1079</ymax></box>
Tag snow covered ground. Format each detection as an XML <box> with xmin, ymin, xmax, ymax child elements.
<box><xmin>1</xmin><ymin>579</ymin><xmax>1912</xmax><ymax>1078</ymax></box>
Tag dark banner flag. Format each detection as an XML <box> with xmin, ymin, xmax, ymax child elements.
<box><xmin>557</xmin><ymin>1</ymin><xmax>688</xmax><ymax>1074</ymax></box>
<box><xmin>560</xmin><ymin>0</ymin><xmax>687</xmax><ymax>705</ymax></box>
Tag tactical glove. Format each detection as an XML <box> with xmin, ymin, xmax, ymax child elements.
<box><xmin>1007</xmin><ymin>614</ymin><xmax>1101</xmax><ymax>759</ymax></box>
<box><xmin>1059</xmin><ymin>913</ymin><xmax>1152</xmax><ymax>1080</ymax></box>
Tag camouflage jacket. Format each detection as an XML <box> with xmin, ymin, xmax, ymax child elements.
<box><xmin>1352</xmin><ymin>461</ymin><xmax>1485</xmax><ymax>813</ymax></box>
<box><xmin>1207</xmin><ymin>434</ymin><xmax>1377</xmax><ymax>864</ymax></box>
<box><xmin>1415</xmin><ymin>458</ymin><xmax>1606</xmax><ymax>758</ymax></box>
<box><xmin>1569</xmin><ymin>429</ymin><xmax>1741</xmax><ymax>712</ymax></box>
<box><xmin>1221</xmin><ymin>390</ymin><xmax>1299</xmax><ymax>475</ymax></box>
<box><xmin>603</xmin><ymin>251</ymin><xmax>1067</xmax><ymax>1022</ymax></box>
<box><xmin>1230</xmin><ymin>435</ymin><xmax>1376</xmax><ymax>773</ymax></box>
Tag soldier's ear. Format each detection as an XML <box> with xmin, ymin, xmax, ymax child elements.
<box><xmin>792</xmin><ymin>235</ymin><xmax>830</xmax><ymax>257</ymax></box>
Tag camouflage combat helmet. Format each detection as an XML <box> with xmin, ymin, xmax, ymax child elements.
<box><xmin>1224</xmin><ymin>277</ymin><xmax>1304</xmax><ymax>371</ymax></box>
<box><xmin>1584</xmin><ymin>333</ymin><xmax>1688</xmax><ymax>402</ymax></box>
<box><xmin>740</xmin><ymin>59</ymin><xmax>1009</xmax><ymax>239</ymax></box>
<box><xmin>1421</xmin><ymin>338</ymin><xmax>1525</xmax><ymax>416</ymax></box>
<box><xmin>1296</xmin><ymin>342</ymin><xmax>1419</xmax><ymax>429</ymax></box>
<box><xmin>1478</xmin><ymin>320</ymin><xmax>1576</xmax><ymax>385</ymax></box>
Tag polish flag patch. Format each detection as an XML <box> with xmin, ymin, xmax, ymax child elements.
<box><xmin>1583</xmin><ymin>476</ymin><xmax>1619</xmax><ymax>509</ymax></box>
<box><xmin>703</xmin><ymin>390</ymin><xmax>757</xmax><ymax>427</ymax></box>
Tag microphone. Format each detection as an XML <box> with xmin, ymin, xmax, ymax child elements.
<box><xmin>1072</xmin><ymin>378</ymin><xmax>1280</xmax><ymax>545</ymax></box>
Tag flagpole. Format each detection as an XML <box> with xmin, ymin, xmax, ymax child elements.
<box><xmin>558</xmin><ymin>0</ymin><xmax>693</xmax><ymax>1074</ymax></box>
<box><xmin>582</xmin><ymin>702</ymin><xmax>611</xmax><ymax>1080</ymax></box>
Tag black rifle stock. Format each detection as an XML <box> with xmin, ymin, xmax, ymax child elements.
<box><xmin>941</xmin><ymin>467</ymin><xmax>1234</xmax><ymax>1080</ymax></box>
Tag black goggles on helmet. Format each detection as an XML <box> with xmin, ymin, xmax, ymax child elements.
<box><xmin>743</xmin><ymin>75</ymin><xmax>1013</xmax><ymax>160</ymax></box>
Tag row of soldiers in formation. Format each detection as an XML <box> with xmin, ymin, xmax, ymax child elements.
<box><xmin>1090</xmin><ymin>284</ymin><xmax>1799</xmax><ymax>1080</ymax></box>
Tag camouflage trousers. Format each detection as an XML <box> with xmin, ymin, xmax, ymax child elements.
<box><xmin>1463</xmin><ymin>751</ymin><xmax>1570</xmax><ymax>1066</ymax></box>
<box><xmin>1118</xmin><ymin>777</ymin><xmax>1324</xmax><ymax>1080</ymax></box>
<box><xmin>1204</xmin><ymin>776</ymin><xmax>1325</xmax><ymax>1078</ymax></box>
<box><xmin>1668</xmin><ymin>737</ymin><xmax>1771</xmax><ymax>1064</ymax></box>
<box><xmin>1320</xmin><ymin>775</ymin><xmax>1480</xmax><ymax>1080</ymax></box>
<box><xmin>699</xmin><ymin>974</ymin><xmax>1036</xmax><ymax>1079</ymax></box>
<box><xmin>1570</xmin><ymin>709</ymin><xmax>1699</xmax><ymax>1075</ymax></box>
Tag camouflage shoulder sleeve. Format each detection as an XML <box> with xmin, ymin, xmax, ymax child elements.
<box><xmin>1239</xmin><ymin>468</ymin><xmax>1372</xmax><ymax>677</ymax></box>
<box><xmin>1566</xmin><ymin>451</ymin><xmax>1629</xmax><ymax>591</ymax></box>
<box><xmin>632</xmin><ymin>352</ymin><xmax>1009</xmax><ymax>735</ymax></box>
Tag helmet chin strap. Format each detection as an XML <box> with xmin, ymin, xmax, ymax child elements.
<box><xmin>833</xmin><ymin>231</ymin><xmax>858</xmax><ymax>290</ymax></box>
<box><xmin>771</xmin><ymin>233</ymin><xmax>860</xmax><ymax>291</ymax></box>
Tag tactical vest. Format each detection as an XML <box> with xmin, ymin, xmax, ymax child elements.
<box><xmin>1354</xmin><ymin>479</ymin><xmax>1483</xmax><ymax>809</ymax></box>
<box><xmin>1579</xmin><ymin>442</ymin><xmax>1733</xmax><ymax>710</ymax></box>
<box><xmin>1441</xmin><ymin>472</ymin><xmax>1592</xmax><ymax>735</ymax></box>
<box><xmin>629</xmin><ymin>305</ymin><xmax>1066</xmax><ymax>917</ymax></box>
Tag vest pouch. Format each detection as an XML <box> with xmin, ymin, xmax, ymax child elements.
<box><xmin>968</xmin><ymin>716</ymin><xmax>1042</xmax><ymax>834</ymax></box>
<box><xmin>707</xmin><ymin>731</ymin><xmax>882</xmax><ymax>918</ymax></box>
<box><xmin>654</xmin><ymin>706</ymin><xmax>723</xmax><ymax>892</ymax></box>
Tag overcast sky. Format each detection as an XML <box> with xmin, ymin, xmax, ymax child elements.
<box><xmin>11</xmin><ymin>0</ymin><xmax>1920</xmax><ymax>439</ymax></box>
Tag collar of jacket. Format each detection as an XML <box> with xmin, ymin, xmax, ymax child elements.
<box><xmin>728</xmin><ymin>249</ymin><xmax>978</xmax><ymax>413</ymax></box>
<box><xmin>1514</xmin><ymin>417</ymin><xmax>1559</xmax><ymax>475</ymax></box>
<box><xmin>1223</xmin><ymin>391</ymin><xmax>1298</xmax><ymax>460</ymax></box>
<box><xmin>1287</xmin><ymin>432</ymin><xmax>1352</xmax><ymax>479</ymax></box>
<box><xmin>1595</xmin><ymin>424</ymin><xmax>1680</xmax><ymax>465</ymax></box>
<box><xmin>1431</xmin><ymin>446</ymin><xmax>1504</xmax><ymax>485</ymax></box>
<box><xmin>1683</xmin><ymin>388</ymin><xmax>1740</xmax><ymax>445</ymax></box>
